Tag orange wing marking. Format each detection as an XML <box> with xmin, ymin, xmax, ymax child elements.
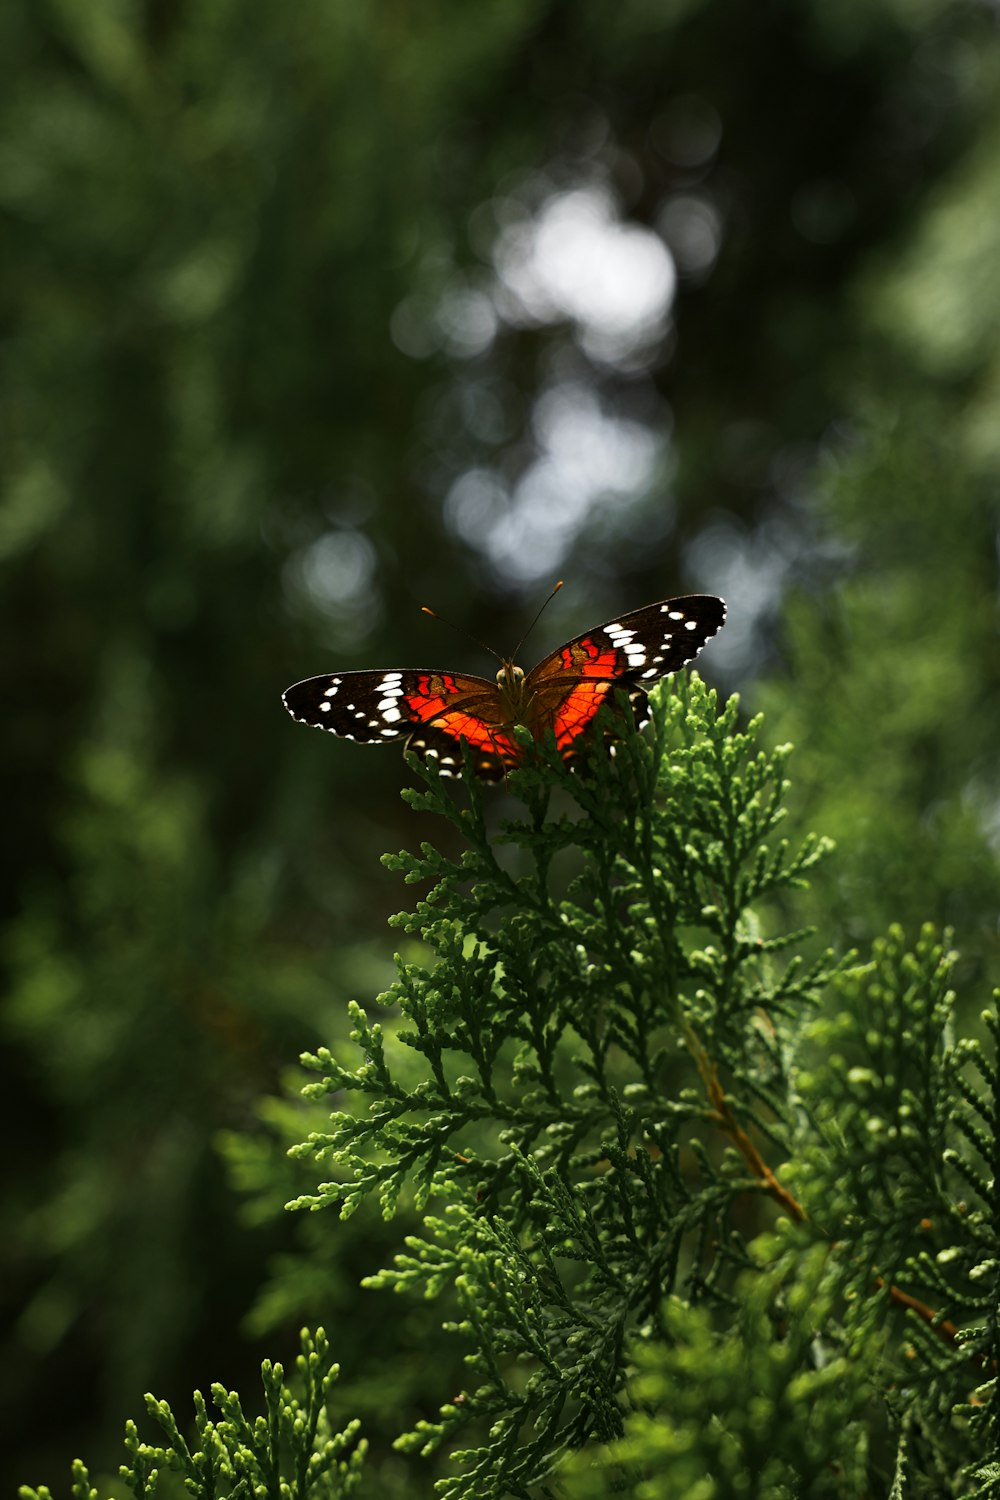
<box><xmin>404</xmin><ymin>674</ymin><xmax>464</xmax><ymax>725</ymax></box>
<box><xmin>550</xmin><ymin>679</ymin><xmax>615</xmax><ymax>750</ymax></box>
<box><xmin>558</xmin><ymin>640</ymin><xmax>620</xmax><ymax>676</ymax></box>
<box><xmin>404</xmin><ymin>676</ymin><xmax>519</xmax><ymax>763</ymax></box>
<box><xmin>544</xmin><ymin>639</ymin><xmax>626</xmax><ymax>750</ymax></box>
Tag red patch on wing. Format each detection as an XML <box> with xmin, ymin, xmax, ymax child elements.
<box><xmin>550</xmin><ymin>679</ymin><xmax>615</xmax><ymax>750</ymax></box>
<box><xmin>404</xmin><ymin>676</ymin><xmax>519</xmax><ymax>761</ymax></box>
<box><xmin>404</xmin><ymin>674</ymin><xmax>463</xmax><ymax>724</ymax></box>
<box><xmin>557</xmin><ymin>640</ymin><xmax>622</xmax><ymax>677</ymax></box>
<box><xmin>425</xmin><ymin>710</ymin><xmax>519</xmax><ymax>760</ymax></box>
<box><xmin>544</xmin><ymin>637</ymin><xmax>627</xmax><ymax>750</ymax></box>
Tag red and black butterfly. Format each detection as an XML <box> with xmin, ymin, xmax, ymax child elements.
<box><xmin>282</xmin><ymin>593</ymin><xmax>725</xmax><ymax>781</ymax></box>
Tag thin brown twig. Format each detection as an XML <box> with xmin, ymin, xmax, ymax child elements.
<box><xmin>682</xmin><ymin>1019</ymin><xmax>975</xmax><ymax>1359</ymax></box>
<box><xmin>684</xmin><ymin>1021</ymin><xmax>806</xmax><ymax>1223</ymax></box>
<box><xmin>873</xmin><ymin>1276</ymin><xmax>976</xmax><ymax>1356</ymax></box>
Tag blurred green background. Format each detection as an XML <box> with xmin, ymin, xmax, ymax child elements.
<box><xmin>3</xmin><ymin>0</ymin><xmax>999</xmax><ymax>1489</ymax></box>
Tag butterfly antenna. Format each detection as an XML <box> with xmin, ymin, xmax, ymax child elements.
<box><xmin>420</xmin><ymin>604</ymin><xmax>503</xmax><ymax>664</ymax></box>
<box><xmin>511</xmin><ymin>579</ymin><xmax>564</xmax><ymax>662</ymax></box>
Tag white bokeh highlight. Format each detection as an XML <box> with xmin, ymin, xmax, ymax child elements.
<box><xmin>283</xmin><ymin>528</ymin><xmax>381</xmax><ymax>645</ymax></box>
<box><xmin>444</xmin><ymin>383</ymin><xmax>663</xmax><ymax>584</ymax></box>
<box><xmin>494</xmin><ymin>185</ymin><xmax>677</xmax><ymax>365</ymax></box>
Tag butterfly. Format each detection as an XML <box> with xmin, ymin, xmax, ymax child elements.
<box><xmin>282</xmin><ymin>593</ymin><xmax>726</xmax><ymax>781</ymax></box>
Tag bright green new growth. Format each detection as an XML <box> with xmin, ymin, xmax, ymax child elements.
<box><xmin>19</xmin><ymin>1328</ymin><xmax>365</xmax><ymax>1500</ymax></box>
<box><xmin>24</xmin><ymin>677</ymin><xmax>1000</xmax><ymax>1497</ymax></box>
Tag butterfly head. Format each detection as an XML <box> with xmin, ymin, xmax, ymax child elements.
<box><xmin>496</xmin><ymin>661</ymin><xmax>525</xmax><ymax>689</ymax></box>
<box><xmin>494</xmin><ymin>658</ymin><xmax>528</xmax><ymax>722</ymax></box>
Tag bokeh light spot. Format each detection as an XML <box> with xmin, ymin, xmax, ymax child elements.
<box><xmin>657</xmin><ymin>194</ymin><xmax>724</xmax><ymax>280</ymax></box>
<box><xmin>494</xmin><ymin>185</ymin><xmax>676</xmax><ymax>365</ymax></box>
<box><xmin>283</xmin><ymin>528</ymin><xmax>380</xmax><ymax>645</ymax></box>
<box><xmin>444</xmin><ymin>384</ymin><xmax>663</xmax><ymax>585</ymax></box>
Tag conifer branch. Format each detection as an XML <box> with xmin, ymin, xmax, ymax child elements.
<box><xmin>29</xmin><ymin>682</ymin><xmax>1000</xmax><ymax>1497</ymax></box>
<box><xmin>683</xmin><ymin>945</ymin><xmax>986</xmax><ymax>1372</ymax></box>
<box><xmin>683</xmin><ymin>1017</ymin><xmax>807</xmax><ymax>1222</ymax></box>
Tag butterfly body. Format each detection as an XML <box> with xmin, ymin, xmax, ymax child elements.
<box><xmin>283</xmin><ymin>593</ymin><xmax>725</xmax><ymax>781</ymax></box>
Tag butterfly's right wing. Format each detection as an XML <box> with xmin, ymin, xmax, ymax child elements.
<box><xmin>282</xmin><ymin>668</ymin><xmax>519</xmax><ymax>779</ymax></box>
<box><xmin>523</xmin><ymin>594</ymin><xmax>727</xmax><ymax>760</ymax></box>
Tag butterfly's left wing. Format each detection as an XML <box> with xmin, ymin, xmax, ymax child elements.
<box><xmin>524</xmin><ymin>594</ymin><xmax>726</xmax><ymax>761</ymax></box>
<box><xmin>282</xmin><ymin>667</ymin><xmax>519</xmax><ymax>779</ymax></box>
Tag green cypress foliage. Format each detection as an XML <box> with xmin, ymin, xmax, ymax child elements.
<box><xmin>19</xmin><ymin>1329</ymin><xmax>365</xmax><ymax>1500</ymax></box>
<box><xmin>288</xmin><ymin>675</ymin><xmax>841</xmax><ymax>1494</ymax></box>
<box><xmin>23</xmin><ymin>678</ymin><xmax>1000</xmax><ymax>1496</ymax></box>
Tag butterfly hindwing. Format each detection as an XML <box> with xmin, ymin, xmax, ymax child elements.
<box><xmin>524</xmin><ymin>594</ymin><xmax>726</xmax><ymax>759</ymax></box>
<box><xmin>404</xmin><ymin>720</ymin><xmax>513</xmax><ymax>781</ymax></box>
